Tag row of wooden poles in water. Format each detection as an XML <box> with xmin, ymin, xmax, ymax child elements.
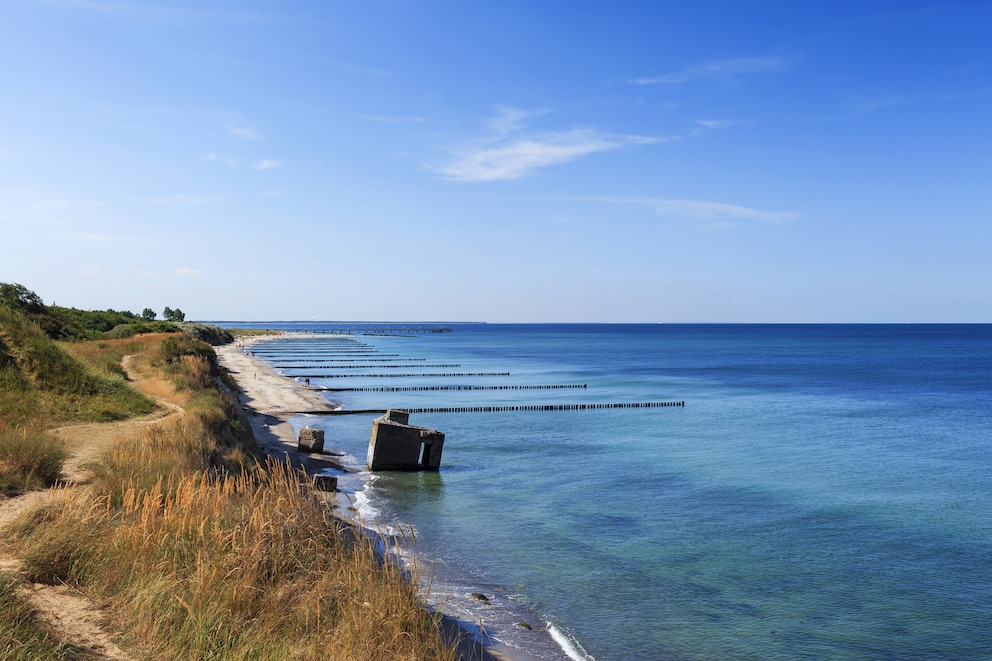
<box><xmin>291</xmin><ymin>372</ymin><xmax>512</xmax><ymax>379</ymax></box>
<box><xmin>252</xmin><ymin>338</ymin><xmax>685</xmax><ymax>413</ymax></box>
<box><xmin>317</xmin><ymin>384</ymin><xmax>589</xmax><ymax>392</ymax></box>
<box><xmin>306</xmin><ymin>401</ymin><xmax>685</xmax><ymax>415</ymax></box>
<box><xmin>263</xmin><ymin>326</ymin><xmax>452</xmax><ymax>335</ymax></box>
<box><xmin>275</xmin><ymin>364</ymin><xmax>463</xmax><ymax>370</ymax></box>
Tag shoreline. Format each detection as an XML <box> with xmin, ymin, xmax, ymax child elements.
<box><xmin>215</xmin><ymin>335</ymin><xmax>346</xmax><ymax>479</ymax></box>
<box><xmin>214</xmin><ymin>334</ymin><xmax>528</xmax><ymax>661</ymax></box>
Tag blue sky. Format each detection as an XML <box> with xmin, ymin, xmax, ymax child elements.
<box><xmin>1</xmin><ymin>1</ymin><xmax>989</xmax><ymax>322</ymax></box>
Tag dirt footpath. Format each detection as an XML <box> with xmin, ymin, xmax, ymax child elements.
<box><xmin>0</xmin><ymin>357</ymin><xmax>186</xmax><ymax>660</ymax></box>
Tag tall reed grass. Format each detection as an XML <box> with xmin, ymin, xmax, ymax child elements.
<box><xmin>11</xmin><ymin>446</ymin><xmax>454</xmax><ymax>659</ymax></box>
<box><xmin>0</xmin><ymin>426</ymin><xmax>66</xmax><ymax>496</ymax></box>
<box><xmin>5</xmin><ymin>333</ymin><xmax>456</xmax><ymax>660</ymax></box>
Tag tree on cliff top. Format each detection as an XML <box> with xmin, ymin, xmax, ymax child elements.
<box><xmin>163</xmin><ymin>307</ymin><xmax>185</xmax><ymax>322</ymax></box>
<box><xmin>0</xmin><ymin>283</ymin><xmax>45</xmax><ymax>313</ymax></box>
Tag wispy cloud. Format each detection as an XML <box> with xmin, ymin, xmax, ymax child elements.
<box><xmin>227</xmin><ymin>124</ymin><xmax>260</xmax><ymax>140</ymax></box>
<box><xmin>630</xmin><ymin>54</ymin><xmax>803</xmax><ymax>85</ymax></box>
<box><xmin>204</xmin><ymin>152</ymin><xmax>239</xmax><ymax>167</ymax></box>
<box><xmin>175</xmin><ymin>267</ymin><xmax>202</xmax><ymax>277</ymax></box>
<box><xmin>695</xmin><ymin>119</ymin><xmax>746</xmax><ymax>130</ymax></box>
<box><xmin>203</xmin><ymin>153</ymin><xmax>282</xmax><ymax>169</ymax></box>
<box><xmin>484</xmin><ymin>106</ymin><xmax>545</xmax><ymax>136</ymax></box>
<box><xmin>436</xmin><ymin>107</ymin><xmax>666</xmax><ymax>182</ymax></box>
<box><xmin>586</xmin><ymin>196</ymin><xmax>800</xmax><ymax>226</ymax></box>
<box><xmin>0</xmin><ymin>190</ymin><xmax>102</xmax><ymax>215</ymax></box>
<box><xmin>334</xmin><ymin>62</ymin><xmax>393</xmax><ymax>77</ymax></box>
<box><xmin>81</xmin><ymin>266</ymin><xmax>102</xmax><ymax>277</ymax></box>
<box><xmin>438</xmin><ymin>131</ymin><xmax>659</xmax><ymax>182</ymax></box>
<box><xmin>652</xmin><ymin>198</ymin><xmax>799</xmax><ymax>225</ymax></box>
<box><xmin>817</xmin><ymin>92</ymin><xmax>909</xmax><ymax>121</ymax></box>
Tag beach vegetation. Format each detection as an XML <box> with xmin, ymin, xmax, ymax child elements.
<box><xmin>180</xmin><ymin>322</ymin><xmax>235</xmax><ymax>346</ymax></box>
<box><xmin>0</xmin><ymin>289</ymin><xmax>458</xmax><ymax>659</ymax></box>
<box><xmin>1</xmin><ymin>282</ymin><xmax>178</xmax><ymax>341</ymax></box>
<box><xmin>227</xmin><ymin>327</ymin><xmax>281</xmax><ymax>337</ymax></box>
<box><xmin>0</xmin><ymin>283</ymin><xmax>45</xmax><ymax>313</ymax></box>
<box><xmin>0</xmin><ymin>426</ymin><xmax>67</xmax><ymax>496</ymax></box>
<box><xmin>0</xmin><ymin>305</ymin><xmax>155</xmax><ymax>426</ymax></box>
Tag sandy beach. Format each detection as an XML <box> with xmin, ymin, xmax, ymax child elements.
<box><xmin>214</xmin><ymin>334</ymin><xmax>350</xmax><ymax>480</ymax></box>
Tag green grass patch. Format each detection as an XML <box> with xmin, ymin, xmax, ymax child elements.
<box><xmin>224</xmin><ymin>328</ymin><xmax>279</xmax><ymax>337</ymax></box>
<box><xmin>0</xmin><ymin>307</ymin><xmax>155</xmax><ymax>425</ymax></box>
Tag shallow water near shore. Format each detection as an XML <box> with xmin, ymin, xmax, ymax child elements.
<box><xmin>233</xmin><ymin>323</ymin><xmax>992</xmax><ymax>660</ymax></box>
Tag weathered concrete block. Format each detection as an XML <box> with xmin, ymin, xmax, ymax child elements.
<box><xmin>367</xmin><ymin>411</ymin><xmax>444</xmax><ymax>471</ymax></box>
<box><xmin>312</xmin><ymin>474</ymin><xmax>337</xmax><ymax>492</ymax></box>
<box><xmin>298</xmin><ymin>426</ymin><xmax>325</xmax><ymax>453</ymax></box>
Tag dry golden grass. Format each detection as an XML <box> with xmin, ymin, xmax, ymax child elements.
<box><xmin>5</xmin><ymin>334</ymin><xmax>456</xmax><ymax>660</ymax></box>
<box><xmin>0</xmin><ymin>426</ymin><xmax>67</xmax><ymax>496</ymax></box>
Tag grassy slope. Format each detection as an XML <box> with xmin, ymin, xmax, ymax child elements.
<box><xmin>0</xmin><ymin>306</ymin><xmax>155</xmax><ymax>427</ymax></box>
<box><xmin>0</xmin><ymin>305</ymin><xmax>456</xmax><ymax>660</ymax></box>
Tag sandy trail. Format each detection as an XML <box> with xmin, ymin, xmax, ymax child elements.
<box><xmin>0</xmin><ymin>355</ymin><xmax>185</xmax><ymax>660</ymax></box>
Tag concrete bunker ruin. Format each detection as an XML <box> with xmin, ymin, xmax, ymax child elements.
<box><xmin>298</xmin><ymin>426</ymin><xmax>325</xmax><ymax>453</ymax></box>
<box><xmin>367</xmin><ymin>410</ymin><xmax>445</xmax><ymax>471</ymax></box>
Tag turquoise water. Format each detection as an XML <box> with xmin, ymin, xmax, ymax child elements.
<box><xmin>239</xmin><ymin>324</ymin><xmax>992</xmax><ymax>660</ymax></box>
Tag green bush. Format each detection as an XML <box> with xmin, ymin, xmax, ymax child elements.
<box><xmin>161</xmin><ymin>335</ymin><xmax>215</xmax><ymax>367</ymax></box>
<box><xmin>0</xmin><ymin>306</ymin><xmax>155</xmax><ymax>424</ymax></box>
<box><xmin>104</xmin><ymin>324</ymin><xmax>135</xmax><ymax>339</ymax></box>
<box><xmin>181</xmin><ymin>323</ymin><xmax>234</xmax><ymax>346</ymax></box>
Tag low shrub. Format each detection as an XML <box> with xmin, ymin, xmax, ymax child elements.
<box><xmin>0</xmin><ymin>426</ymin><xmax>66</xmax><ymax>496</ymax></box>
<box><xmin>161</xmin><ymin>336</ymin><xmax>214</xmax><ymax>367</ymax></box>
<box><xmin>104</xmin><ymin>324</ymin><xmax>135</xmax><ymax>339</ymax></box>
<box><xmin>181</xmin><ymin>323</ymin><xmax>235</xmax><ymax>346</ymax></box>
<box><xmin>1</xmin><ymin>308</ymin><xmax>155</xmax><ymax>425</ymax></box>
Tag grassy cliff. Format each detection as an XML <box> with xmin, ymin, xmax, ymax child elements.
<box><xmin>0</xmin><ymin>295</ymin><xmax>456</xmax><ymax>660</ymax></box>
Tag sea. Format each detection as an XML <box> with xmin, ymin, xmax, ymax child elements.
<box><xmin>218</xmin><ymin>323</ymin><xmax>992</xmax><ymax>661</ymax></box>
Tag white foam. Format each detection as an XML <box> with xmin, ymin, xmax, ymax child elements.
<box><xmin>547</xmin><ymin>622</ymin><xmax>595</xmax><ymax>661</ymax></box>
